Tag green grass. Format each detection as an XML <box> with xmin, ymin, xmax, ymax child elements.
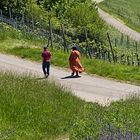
<box><xmin>83</xmin><ymin>58</ymin><xmax>140</xmax><ymax>84</ymax></box>
<box><xmin>99</xmin><ymin>0</ymin><xmax>140</xmax><ymax>33</ymax></box>
<box><xmin>0</xmin><ymin>22</ymin><xmax>47</xmax><ymax>47</ymax></box>
<box><xmin>0</xmin><ymin>72</ymin><xmax>85</xmax><ymax>139</ymax></box>
<box><xmin>0</xmin><ymin>72</ymin><xmax>140</xmax><ymax>139</ymax></box>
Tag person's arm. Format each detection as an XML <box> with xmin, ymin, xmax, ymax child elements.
<box><xmin>76</xmin><ymin>51</ymin><xmax>80</xmax><ymax>59</ymax></box>
<box><xmin>41</xmin><ymin>52</ymin><xmax>44</xmax><ymax>57</ymax></box>
<box><xmin>69</xmin><ymin>52</ymin><xmax>72</xmax><ymax>61</ymax></box>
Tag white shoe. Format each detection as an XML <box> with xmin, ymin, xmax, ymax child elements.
<box><xmin>44</xmin><ymin>74</ymin><xmax>48</xmax><ymax>78</ymax></box>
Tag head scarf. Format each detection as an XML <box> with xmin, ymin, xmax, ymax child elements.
<box><xmin>72</xmin><ymin>45</ymin><xmax>78</xmax><ymax>50</ymax></box>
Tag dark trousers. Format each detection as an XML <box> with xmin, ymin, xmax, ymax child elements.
<box><xmin>42</xmin><ymin>61</ymin><xmax>50</xmax><ymax>75</ymax></box>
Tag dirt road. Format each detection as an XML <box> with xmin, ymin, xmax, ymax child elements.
<box><xmin>95</xmin><ymin>0</ymin><xmax>140</xmax><ymax>42</ymax></box>
<box><xmin>0</xmin><ymin>53</ymin><xmax>139</xmax><ymax>106</ymax></box>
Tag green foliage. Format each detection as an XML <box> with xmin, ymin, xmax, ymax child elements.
<box><xmin>63</xmin><ymin>1</ymin><xmax>106</xmax><ymax>42</ymax></box>
<box><xmin>0</xmin><ymin>72</ymin><xmax>84</xmax><ymax>139</ymax></box>
<box><xmin>0</xmin><ymin>0</ymin><xmax>107</xmax><ymax>44</ymax></box>
<box><xmin>37</xmin><ymin>0</ymin><xmax>107</xmax><ymax>43</ymax></box>
<box><xmin>0</xmin><ymin>72</ymin><xmax>140</xmax><ymax>139</ymax></box>
<box><xmin>0</xmin><ymin>0</ymin><xmax>29</xmax><ymax>16</ymax></box>
<box><xmin>104</xmin><ymin>97</ymin><xmax>140</xmax><ymax>134</ymax></box>
<box><xmin>0</xmin><ymin>22</ymin><xmax>47</xmax><ymax>46</ymax></box>
<box><xmin>65</xmin><ymin>2</ymin><xmax>97</xmax><ymax>27</ymax></box>
<box><xmin>70</xmin><ymin>97</ymin><xmax>140</xmax><ymax>139</ymax></box>
<box><xmin>43</xmin><ymin>0</ymin><xmax>59</xmax><ymax>11</ymax></box>
<box><xmin>70</xmin><ymin>103</ymin><xmax>103</xmax><ymax>139</ymax></box>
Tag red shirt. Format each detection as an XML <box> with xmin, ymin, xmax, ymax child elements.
<box><xmin>42</xmin><ymin>50</ymin><xmax>51</xmax><ymax>62</ymax></box>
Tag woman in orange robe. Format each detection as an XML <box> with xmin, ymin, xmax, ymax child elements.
<box><xmin>69</xmin><ymin>46</ymin><xmax>84</xmax><ymax>76</ymax></box>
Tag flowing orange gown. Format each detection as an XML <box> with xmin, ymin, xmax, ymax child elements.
<box><xmin>69</xmin><ymin>50</ymin><xmax>84</xmax><ymax>73</ymax></box>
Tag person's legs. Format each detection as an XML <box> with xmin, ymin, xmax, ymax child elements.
<box><xmin>46</xmin><ymin>62</ymin><xmax>50</xmax><ymax>75</ymax></box>
<box><xmin>71</xmin><ymin>71</ymin><xmax>75</xmax><ymax>76</ymax></box>
<box><xmin>76</xmin><ymin>71</ymin><xmax>79</xmax><ymax>76</ymax></box>
<box><xmin>42</xmin><ymin>61</ymin><xmax>47</xmax><ymax>75</ymax></box>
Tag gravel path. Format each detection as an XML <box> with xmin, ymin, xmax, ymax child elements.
<box><xmin>0</xmin><ymin>53</ymin><xmax>139</xmax><ymax>106</ymax></box>
<box><xmin>95</xmin><ymin>0</ymin><xmax>140</xmax><ymax>42</ymax></box>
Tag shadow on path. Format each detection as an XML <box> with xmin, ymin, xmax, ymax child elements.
<box><xmin>36</xmin><ymin>77</ymin><xmax>48</xmax><ymax>80</ymax></box>
<box><xmin>61</xmin><ymin>75</ymin><xmax>81</xmax><ymax>79</ymax></box>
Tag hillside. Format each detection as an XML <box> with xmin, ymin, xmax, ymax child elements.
<box><xmin>99</xmin><ymin>0</ymin><xmax>140</xmax><ymax>33</ymax></box>
<box><xmin>0</xmin><ymin>0</ymin><xmax>140</xmax><ymax>139</ymax></box>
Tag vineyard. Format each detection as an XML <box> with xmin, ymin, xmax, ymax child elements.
<box><xmin>0</xmin><ymin>6</ymin><xmax>140</xmax><ymax>67</ymax></box>
<box><xmin>99</xmin><ymin>0</ymin><xmax>140</xmax><ymax>33</ymax></box>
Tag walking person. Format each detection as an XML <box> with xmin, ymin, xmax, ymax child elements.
<box><xmin>41</xmin><ymin>46</ymin><xmax>51</xmax><ymax>78</ymax></box>
<box><xmin>69</xmin><ymin>45</ymin><xmax>84</xmax><ymax>77</ymax></box>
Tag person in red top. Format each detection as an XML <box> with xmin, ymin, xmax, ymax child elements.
<box><xmin>42</xmin><ymin>46</ymin><xmax>51</xmax><ymax>77</ymax></box>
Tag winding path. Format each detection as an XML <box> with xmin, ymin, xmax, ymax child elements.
<box><xmin>95</xmin><ymin>0</ymin><xmax>140</xmax><ymax>42</ymax></box>
<box><xmin>0</xmin><ymin>53</ymin><xmax>140</xmax><ymax>106</ymax></box>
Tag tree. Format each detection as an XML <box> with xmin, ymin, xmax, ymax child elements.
<box><xmin>0</xmin><ymin>0</ymin><xmax>29</xmax><ymax>17</ymax></box>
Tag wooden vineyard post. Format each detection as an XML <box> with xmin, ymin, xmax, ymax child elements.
<box><xmin>27</xmin><ymin>18</ymin><xmax>30</xmax><ymax>32</ymax></box>
<box><xmin>126</xmin><ymin>36</ymin><xmax>129</xmax><ymax>48</ymax></box>
<box><xmin>84</xmin><ymin>27</ymin><xmax>92</xmax><ymax>58</ymax></box>
<box><xmin>107</xmin><ymin>50</ymin><xmax>111</xmax><ymax>63</ymax></box>
<box><xmin>9</xmin><ymin>8</ymin><xmax>12</xmax><ymax>19</ymax></box>
<box><xmin>22</xmin><ymin>13</ymin><xmax>25</xmax><ymax>31</ymax></box>
<box><xmin>0</xmin><ymin>9</ymin><xmax>3</xmax><ymax>21</ymax></box>
<box><xmin>48</xmin><ymin>16</ymin><xmax>53</xmax><ymax>48</ymax></box>
<box><xmin>32</xmin><ymin>15</ymin><xmax>35</xmax><ymax>31</ymax></box>
<box><xmin>127</xmin><ymin>55</ymin><xmax>130</xmax><ymax>65</ymax></box>
<box><xmin>131</xmin><ymin>52</ymin><xmax>134</xmax><ymax>66</ymax></box>
<box><xmin>61</xmin><ymin>23</ymin><xmax>67</xmax><ymax>52</ymax></box>
<box><xmin>14</xmin><ymin>17</ymin><xmax>18</xmax><ymax>29</ymax></box>
<box><xmin>107</xmin><ymin>32</ymin><xmax>115</xmax><ymax>63</ymax></box>
<box><xmin>120</xmin><ymin>33</ymin><xmax>124</xmax><ymax>45</ymax></box>
<box><xmin>135</xmin><ymin>42</ymin><xmax>140</xmax><ymax>66</ymax></box>
<box><xmin>115</xmin><ymin>38</ymin><xmax>117</xmax><ymax>47</ymax></box>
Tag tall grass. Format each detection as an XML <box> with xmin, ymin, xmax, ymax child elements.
<box><xmin>0</xmin><ymin>22</ymin><xmax>47</xmax><ymax>46</ymax></box>
<box><xmin>0</xmin><ymin>72</ymin><xmax>140</xmax><ymax>139</ymax></box>
<box><xmin>0</xmin><ymin>72</ymin><xmax>85</xmax><ymax>139</ymax></box>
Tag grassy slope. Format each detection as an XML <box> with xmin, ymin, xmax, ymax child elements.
<box><xmin>99</xmin><ymin>0</ymin><xmax>140</xmax><ymax>33</ymax></box>
<box><xmin>0</xmin><ymin>72</ymin><xmax>140</xmax><ymax>139</ymax></box>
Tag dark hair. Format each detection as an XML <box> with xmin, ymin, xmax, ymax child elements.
<box><xmin>43</xmin><ymin>46</ymin><xmax>47</xmax><ymax>50</ymax></box>
<box><xmin>72</xmin><ymin>46</ymin><xmax>78</xmax><ymax>50</ymax></box>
